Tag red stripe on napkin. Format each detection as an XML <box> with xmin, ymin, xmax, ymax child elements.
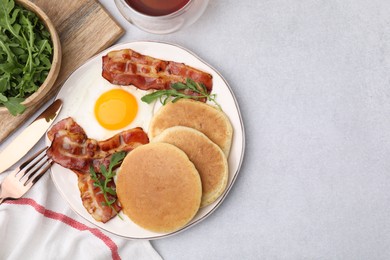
<box><xmin>6</xmin><ymin>198</ymin><xmax>121</xmax><ymax>260</ymax></box>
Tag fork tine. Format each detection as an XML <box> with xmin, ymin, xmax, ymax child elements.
<box><xmin>21</xmin><ymin>149</ymin><xmax>51</xmax><ymax>186</ymax></box>
<box><xmin>16</xmin><ymin>147</ymin><xmax>48</xmax><ymax>181</ymax></box>
<box><xmin>17</xmin><ymin>147</ymin><xmax>48</xmax><ymax>173</ymax></box>
<box><xmin>27</xmin><ymin>159</ymin><xmax>53</xmax><ymax>186</ymax></box>
<box><xmin>0</xmin><ymin>146</ymin><xmax>53</xmax><ymax>204</ymax></box>
<box><xmin>22</xmin><ymin>153</ymin><xmax>49</xmax><ymax>183</ymax></box>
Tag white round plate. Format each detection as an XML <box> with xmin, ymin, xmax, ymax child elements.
<box><xmin>47</xmin><ymin>41</ymin><xmax>245</xmax><ymax>239</ymax></box>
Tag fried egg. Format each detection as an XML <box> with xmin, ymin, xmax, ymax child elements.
<box><xmin>63</xmin><ymin>66</ymin><xmax>155</xmax><ymax>140</ymax></box>
<box><xmin>94</xmin><ymin>88</ymin><xmax>138</xmax><ymax>131</ymax></box>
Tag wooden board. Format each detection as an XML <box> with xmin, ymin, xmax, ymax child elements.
<box><xmin>0</xmin><ymin>0</ymin><xmax>124</xmax><ymax>143</ymax></box>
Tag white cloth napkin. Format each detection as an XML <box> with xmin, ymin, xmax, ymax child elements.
<box><xmin>0</xmin><ymin>169</ymin><xmax>162</xmax><ymax>260</ymax></box>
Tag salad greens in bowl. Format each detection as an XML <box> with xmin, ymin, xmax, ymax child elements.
<box><xmin>0</xmin><ymin>0</ymin><xmax>61</xmax><ymax>116</ymax></box>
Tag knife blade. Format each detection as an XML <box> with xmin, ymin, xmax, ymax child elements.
<box><xmin>0</xmin><ymin>99</ymin><xmax>63</xmax><ymax>174</ymax></box>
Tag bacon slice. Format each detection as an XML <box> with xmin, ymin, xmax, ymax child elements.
<box><xmin>102</xmin><ymin>48</ymin><xmax>213</xmax><ymax>94</ymax></box>
<box><xmin>47</xmin><ymin>117</ymin><xmax>149</xmax><ymax>223</ymax></box>
<box><xmin>76</xmin><ymin>171</ymin><xmax>121</xmax><ymax>223</ymax></box>
<box><xmin>47</xmin><ymin>117</ymin><xmax>149</xmax><ymax>172</ymax></box>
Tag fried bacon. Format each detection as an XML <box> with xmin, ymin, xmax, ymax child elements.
<box><xmin>47</xmin><ymin>117</ymin><xmax>149</xmax><ymax>223</ymax></box>
<box><xmin>76</xmin><ymin>171</ymin><xmax>121</xmax><ymax>223</ymax></box>
<box><xmin>102</xmin><ymin>48</ymin><xmax>213</xmax><ymax>94</ymax></box>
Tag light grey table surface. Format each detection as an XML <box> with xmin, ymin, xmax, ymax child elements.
<box><xmin>3</xmin><ymin>0</ymin><xmax>390</xmax><ymax>259</ymax></box>
<box><xmin>97</xmin><ymin>1</ymin><xmax>390</xmax><ymax>259</ymax></box>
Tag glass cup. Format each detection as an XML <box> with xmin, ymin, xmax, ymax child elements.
<box><xmin>114</xmin><ymin>0</ymin><xmax>209</xmax><ymax>34</ymax></box>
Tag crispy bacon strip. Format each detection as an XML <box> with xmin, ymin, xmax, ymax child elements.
<box><xmin>47</xmin><ymin>117</ymin><xmax>149</xmax><ymax>223</ymax></box>
<box><xmin>47</xmin><ymin>117</ymin><xmax>149</xmax><ymax>172</ymax></box>
<box><xmin>102</xmin><ymin>48</ymin><xmax>213</xmax><ymax>93</ymax></box>
<box><xmin>76</xmin><ymin>171</ymin><xmax>121</xmax><ymax>223</ymax></box>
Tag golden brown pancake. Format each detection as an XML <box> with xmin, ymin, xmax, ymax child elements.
<box><xmin>116</xmin><ymin>142</ymin><xmax>202</xmax><ymax>233</ymax></box>
<box><xmin>148</xmin><ymin>99</ymin><xmax>233</xmax><ymax>157</ymax></box>
<box><xmin>153</xmin><ymin>126</ymin><xmax>228</xmax><ymax>207</ymax></box>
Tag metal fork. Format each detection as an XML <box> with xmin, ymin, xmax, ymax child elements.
<box><xmin>0</xmin><ymin>147</ymin><xmax>53</xmax><ymax>204</ymax></box>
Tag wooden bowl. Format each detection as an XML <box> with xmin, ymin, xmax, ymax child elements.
<box><xmin>0</xmin><ymin>0</ymin><xmax>61</xmax><ymax>115</ymax></box>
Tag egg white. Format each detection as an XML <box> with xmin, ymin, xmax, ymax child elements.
<box><xmin>61</xmin><ymin>66</ymin><xmax>155</xmax><ymax>141</ymax></box>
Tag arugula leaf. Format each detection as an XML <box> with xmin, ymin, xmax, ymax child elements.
<box><xmin>108</xmin><ymin>152</ymin><xmax>127</xmax><ymax>172</ymax></box>
<box><xmin>0</xmin><ymin>93</ymin><xmax>7</xmax><ymax>102</ymax></box>
<box><xmin>141</xmin><ymin>78</ymin><xmax>222</xmax><ymax>110</ymax></box>
<box><xmin>89</xmin><ymin>151</ymin><xmax>127</xmax><ymax>215</ymax></box>
<box><xmin>0</xmin><ymin>0</ymin><xmax>53</xmax><ymax>115</ymax></box>
<box><xmin>3</xmin><ymin>96</ymin><xmax>25</xmax><ymax>115</ymax></box>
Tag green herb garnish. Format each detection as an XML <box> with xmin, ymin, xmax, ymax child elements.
<box><xmin>141</xmin><ymin>78</ymin><xmax>222</xmax><ymax>110</ymax></box>
<box><xmin>89</xmin><ymin>152</ymin><xmax>126</xmax><ymax>213</ymax></box>
<box><xmin>0</xmin><ymin>0</ymin><xmax>53</xmax><ymax>115</ymax></box>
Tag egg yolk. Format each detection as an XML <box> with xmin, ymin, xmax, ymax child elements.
<box><xmin>94</xmin><ymin>89</ymin><xmax>138</xmax><ymax>130</ymax></box>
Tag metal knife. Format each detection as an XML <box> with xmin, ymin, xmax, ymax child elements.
<box><xmin>0</xmin><ymin>99</ymin><xmax>63</xmax><ymax>174</ymax></box>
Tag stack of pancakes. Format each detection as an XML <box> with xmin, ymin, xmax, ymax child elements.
<box><xmin>116</xmin><ymin>99</ymin><xmax>233</xmax><ymax>233</ymax></box>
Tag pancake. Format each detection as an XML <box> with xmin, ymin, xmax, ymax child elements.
<box><xmin>116</xmin><ymin>142</ymin><xmax>202</xmax><ymax>233</ymax></box>
<box><xmin>148</xmin><ymin>99</ymin><xmax>233</xmax><ymax>157</ymax></box>
<box><xmin>153</xmin><ymin>126</ymin><xmax>228</xmax><ymax>207</ymax></box>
